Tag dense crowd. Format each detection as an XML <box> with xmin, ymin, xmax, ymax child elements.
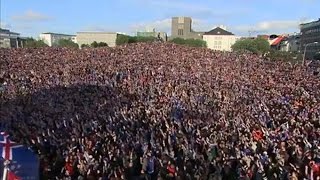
<box><xmin>0</xmin><ymin>43</ymin><xmax>320</xmax><ymax>180</ymax></box>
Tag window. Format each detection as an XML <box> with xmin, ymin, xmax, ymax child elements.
<box><xmin>178</xmin><ymin>29</ymin><xmax>184</xmax><ymax>36</ymax></box>
<box><xmin>178</xmin><ymin>17</ymin><xmax>184</xmax><ymax>23</ymax></box>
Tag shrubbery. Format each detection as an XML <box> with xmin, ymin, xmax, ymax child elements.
<box><xmin>232</xmin><ymin>38</ymin><xmax>270</xmax><ymax>55</ymax></box>
<box><xmin>24</xmin><ymin>38</ymin><xmax>48</xmax><ymax>48</ymax></box>
<box><xmin>169</xmin><ymin>38</ymin><xmax>207</xmax><ymax>47</ymax></box>
<box><xmin>91</xmin><ymin>41</ymin><xmax>108</xmax><ymax>48</ymax></box>
<box><xmin>56</xmin><ymin>39</ymin><xmax>79</xmax><ymax>48</ymax></box>
<box><xmin>116</xmin><ymin>35</ymin><xmax>158</xmax><ymax>45</ymax></box>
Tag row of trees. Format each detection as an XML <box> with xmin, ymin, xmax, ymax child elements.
<box><xmin>24</xmin><ymin>38</ymin><xmax>48</xmax><ymax>48</ymax></box>
<box><xmin>81</xmin><ymin>41</ymin><xmax>108</xmax><ymax>48</ymax></box>
<box><xmin>116</xmin><ymin>35</ymin><xmax>207</xmax><ymax>48</ymax></box>
<box><xmin>25</xmin><ymin>35</ymin><xmax>208</xmax><ymax>49</ymax></box>
<box><xmin>116</xmin><ymin>35</ymin><xmax>158</xmax><ymax>45</ymax></box>
<box><xmin>24</xmin><ymin>38</ymin><xmax>109</xmax><ymax>48</ymax></box>
<box><xmin>169</xmin><ymin>38</ymin><xmax>207</xmax><ymax>48</ymax></box>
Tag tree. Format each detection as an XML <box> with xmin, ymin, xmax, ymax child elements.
<box><xmin>91</xmin><ymin>41</ymin><xmax>99</xmax><ymax>48</ymax></box>
<box><xmin>90</xmin><ymin>41</ymin><xmax>108</xmax><ymax>48</ymax></box>
<box><xmin>97</xmin><ymin>42</ymin><xmax>108</xmax><ymax>47</ymax></box>
<box><xmin>57</xmin><ymin>39</ymin><xmax>79</xmax><ymax>48</ymax></box>
<box><xmin>24</xmin><ymin>38</ymin><xmax>48</xmax><ymax>48</ymax></box>
<box><xmin>252</xmin><ymin>38</ymin><xmax>270</xmax><ymax>54</ymax></box>
<box><xmin>81</xmin><ymin>44</ymin><xmax>90</xmax><ymax>48</ymax></box>
<box><xmin>170</xmin><ymin>38</ymin><xmax>207</xmax><ymax>47</ymax></box>
<box><xmin>116</xmin><ymin>34</ymin><xmax>130</xmax><ymax>45</ymax></box>
<box><xmin>232</xmin><ymin>38</ymin><xmax>270</xmax><ymax>54</ymax></box>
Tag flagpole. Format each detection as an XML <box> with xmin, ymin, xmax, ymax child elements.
<box><xmin>2</xmin><ymin>163</ymin><xmax>7</xmax><ymax>180</ymax></box>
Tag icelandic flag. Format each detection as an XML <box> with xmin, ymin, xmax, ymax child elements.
<box><xmin>0</xmin><ymin>132</ymin><xmax>39</xmax><ymax>180</ymax></box>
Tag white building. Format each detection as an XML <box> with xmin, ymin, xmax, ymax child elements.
<box><xmin>0</xmin><ymin>28</ymin><xmax>24</xmax><ymax>48</ymax></box>
<box><xmin>76</xmin><ymin>32</ymin><xmax>118</xmax><ymax>47</ymax></box>
<box><xmin>279</xmin><ymin>34</ymin><xmax>300</xmax><ymax>52</ymax></box>
<box><xmin>203</xmin><ymin>27</ymin><xmax>238</xmax><ymax>51</ymax></box>
<box><xmin>39</xmin><ymin>32</ymin><xmax>76</xmax><ymax>47</ymax></box>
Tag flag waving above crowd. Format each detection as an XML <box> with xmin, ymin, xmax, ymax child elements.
<box><xmin>0</xmin><ymin>132</ymin><xmax>39</xmax><ymax>180</ymax></box>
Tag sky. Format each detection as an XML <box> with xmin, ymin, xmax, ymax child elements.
<box><xmin>0</xmin><ymin>0</ymin><xmax>319</xmax><ymax>37</ymax></box>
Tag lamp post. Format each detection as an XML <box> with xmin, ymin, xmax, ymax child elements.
<box><xmin>303</xmin><ymin>42</ymin><xmax>318</xmax><ymax>65</ymax></box>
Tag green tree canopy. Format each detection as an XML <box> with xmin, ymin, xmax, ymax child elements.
<box><xmin>232</xmin><ymin>38</ymin><xmax>270</xmax><ymax>54</ymax></box>
<box><xmin>90</xmin><ymin>41</ymin><xmax>108</xmax><ymax>48</ymax></box>
<box><xmin>81</xmin><ymin>44</ymin><xmax>90</xmax><ymax>48</ymax></box>
<box><xmin>169</xmin><ymin>38</ymin><xmax>207</xmax><ymax>47</ymax></box>
<box><xmin>116</xmin><ymin>35</ymin><xmax>160</xmax><ymax>45</ymax></box>
<box><xmin>97</xmin><ymin>42</ymin><xmax>108</xmax><ymax>47</ymax></box>
<box><xmin>116</xmin><ymin>34</ymin><xmax>130</xmax><ymax>45</ymax></box>
<box><xmin>57</xmin><ymin>39</ymin><xmax>79</xmax><ymax>48</ymax></box>
<box><xmin>25</xmin><ymin>38</ymin><xmax>48</xmax><ymax>48</ymax></box>
<box><xmin>91</xmin><ymin>41</ymin><xmax>99</xmax><ymax>48</ymax></box>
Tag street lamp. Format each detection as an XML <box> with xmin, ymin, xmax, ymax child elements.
<box><xmin>303</xmin><ymin>42</ymin><xmax>318</xmax><ymax>65</ymax></box>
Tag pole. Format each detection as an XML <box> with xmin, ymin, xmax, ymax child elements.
<box><xmin>303</xmin><ymin>44</ymin><xmax>308</xmax><ymax>66</ymax></box>
<box><xmin>2</xmin><ymin>161</ymin><xmax>8</xmax><ymax>180</ymax></box>
<box><xmin>2</xmin><ymin>168</ymin><xmax>7</xmax><ymax>180</ymax></box>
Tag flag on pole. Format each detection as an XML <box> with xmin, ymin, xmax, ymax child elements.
<box><xmin>0</xmin><ymin>132</ymin><xmax>39</xmax><ymax>180</ymax></box>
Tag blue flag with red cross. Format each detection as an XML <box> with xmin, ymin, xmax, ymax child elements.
<box><xmin>0</xmin><ymin>132</ymin><xmax>39</xmax><ymax>180</ymax></box>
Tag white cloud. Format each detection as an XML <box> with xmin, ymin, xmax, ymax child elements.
<box><xmin>131</xmin><ymin>0</ymin><xmax>242</xmax><ymax>20</ymax></box>
<box><xmin>130</xmin><ymin>18</ymin><xmax>171</xmax><ymax>33</ymax></box>
<box><xmin>11</xmin><ymin>10</ymin><xmax>52</xmax><ymax>22</ymax></box>
<box><xmin>130</xmin><ymin>18</ymin><xmax>213</xmax><ymax>35</ymax></box>
<box><xmin>233</xmin><ymin>19</ymin><xmax>315</xmax><ymax>35</ymax></box>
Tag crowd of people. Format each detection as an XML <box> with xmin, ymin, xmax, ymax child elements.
<box><xmin>1</xmin><ymin>42</ymin><xmax>320</xmax><ymax>180</ymax></box>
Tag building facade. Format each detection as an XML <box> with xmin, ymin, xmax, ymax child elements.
<box><xmin>0</xmin><ymin>28</ymin><xmax>25</xmax><ymax>48</ymax></box>
<box><xmin>279</xmin><ymin>34</ymin><xmax>300</xmax><ymax>52</ymax></box>
<box><xmin>171</xmin><ymin>17</ymin><xmax>204</xmax><ymax>40</ymax></box>
<box><xmin>76</xmin><ymin>32</ymin><xmax>118</xmax><ymax>47</ymax></box>
<box><xmin>39</xmin><ymin>32</ymin><xmax>76</xmax><ymax>47</ymax></box>
<box><xmin>203</xmin><ymin>27</ymin><xmax>238</xmax><ymax>51</ymax></box>
<box><xmin>300</xmin><ymin>19</ymin><xmax>320</xmax><ymax>59</ymax></box>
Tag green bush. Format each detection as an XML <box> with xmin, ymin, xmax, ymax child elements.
<box><xmin>136</xmin><ymin>36</ymin><xmax>157</xmax><ymax>42</ymax></box>
<box><xmin>97</xmin><ymin>42</ymin><xmax>108</xmax><ymax>47</ymax></box>
<box><xmin>25</xmin><ymin>38</ymin><xmax>48</xmax><ymax>48</ymax></box>
<box><xmin>170</xmin><ymin>38</ymin><xmax>207</xmax><ymax>47</ymax></box>
<box><xmin>81</xmin><ymin>44</ymin><xmax>90</xmax><ymax>48</ymax></box>
<box><xmin>116</xmin><ymin>34</ymin><xmax>130</xmax><ymax>45</ymax></box>
<box><xmin>266</xmin><ymin>50</ymin><xmax>302</xmax><ymax>63</ymax></box>
<box><xmin>57</xmin><ymin>39</ymin><xmax>79</xmax><ymax>48</ymax></box>
<box><xmin>232</xmin><ymin>38</ymin><xmax>270</xmax><ymax>54</ymax></box>
<box><xmin>91</xmin><ymin>41</ymin><xmax>99</xmax><ymax>48</ymax></box>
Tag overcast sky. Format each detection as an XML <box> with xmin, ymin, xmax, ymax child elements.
<box><xmin>0</xmin><ymin>0</ymin><xmax>319</xmax><ymax>37</ymax></box>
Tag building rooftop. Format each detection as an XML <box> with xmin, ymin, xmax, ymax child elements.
<box><xmin>77</xmin><ymin>31</ymin><xmax>118</xmax><ymax>34</ymax></box>
<box><xmin>41</xmin><ymin>32</ymin><xmax>75</xmax><ymax>36</ymax></box>
<box><xmin>0</xmin><ymin>28</ymin><xmax>20</xmax><ymax>35</ymax></box>
<box><xmin>300</xmin><ymin>18</ymin><xmax>320</xmax><ymax>26</ymax></box>
<box><xmin>204</xmin><ymin>27</ymin><xmax>234</xmax><ymax>36</ymax></box>
<box><xmin>300</xmin><ymin>18</ymin><xmax>320</xmax><ymax>29</ymax></box>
